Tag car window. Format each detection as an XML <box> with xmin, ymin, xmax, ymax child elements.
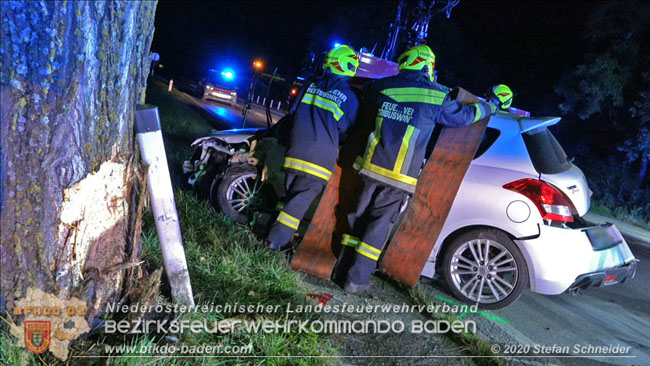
<box><xmin>473</xmin><ymin>128</ymin><xmax>500</xmax><ymax>159</ymax></box>
<box><xmin>522</xmin><ymin>128</ymin><xmax>571</xmax><ymax>174</ymax></box>
<box><xmin>424</xmin><ymin>126</ymin><xmax>499</xmax><ymax>161</ymax></box>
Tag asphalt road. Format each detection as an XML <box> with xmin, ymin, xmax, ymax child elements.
<box><xmin>186</xmin><ymin>94</ymin><xmax>285</xmax><ymax>130</ymax></box>
<box><xmin>421</xmin><ymin>237</ymin><xmax>649</xmax><ymax>366</ymax></box>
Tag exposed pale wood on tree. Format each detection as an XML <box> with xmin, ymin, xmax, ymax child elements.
<box><xmin>0</xmin><ymin>1</ymin><xmax>157</xmax><ymax>319</ymax></box>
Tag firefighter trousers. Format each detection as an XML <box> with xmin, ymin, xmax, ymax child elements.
<box><xmin>336</xmin><ymin>178</ymin><xmax>408</xmax><ymax>285</ymax></box>
<box><xmin>267</xmin><ymin>172</ymin><xmax>326</xmax><ymax>248</ymax></box>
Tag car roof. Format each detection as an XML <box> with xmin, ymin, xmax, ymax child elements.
<box><xmin>488</xmin><ymin>112</ymin><xmax>561</xmax><ymax>133</ymax></box>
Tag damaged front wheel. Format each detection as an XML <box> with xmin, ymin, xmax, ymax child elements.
<box><xmin>210</xmin><ymin>164</ymin><xmax>275</xmax><ymax>224</ymax></box>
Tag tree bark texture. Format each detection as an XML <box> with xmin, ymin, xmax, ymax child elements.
<box><xmin>0</xmin><ymin>1</ymin><xmax>157</xmax><ymax>318</ymax></box>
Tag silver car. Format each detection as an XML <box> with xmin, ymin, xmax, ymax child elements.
<box><xmin>184</xmin><ymin>111</ymin><xmax>637</xmax><ymax>309</ymax></box>
<box><xmin>202</xmin><ymin>83</ymin><xmax>237</xmax><ymax>107</ymax></box>
<box><xmin>420</xmin><ymin>112</ymin><xmax>636</xmax><ymax>308</ymax></box>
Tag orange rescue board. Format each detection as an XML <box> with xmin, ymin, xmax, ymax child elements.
<box><xmin>290</xmin><ymin>124</ymin><xmax>368</xmax><ymax>279</ymax></box>
<box><xmin>290</xmin><ymin>164</ymin><xmax>341</xmax><ymax>279</ymax></box>
<box><xmin>378</xmin><ymin>117</ymin><xmax>489</xmax><ymax>286</ymax></box>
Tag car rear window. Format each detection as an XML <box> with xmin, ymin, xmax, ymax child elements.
<box><xmin>426</xmin><ymin>126</ymin><xmax>500</xmax><ymax>160</ymax></box>
<box><xmin>474</xmin><ymin>128</ymin><xmax>500</xmax><ymax>159</ymax></box>
<box><xmin>522</xmin><ymin>128</ymin><xmax>571</xmax><ymax>174</ymax></box>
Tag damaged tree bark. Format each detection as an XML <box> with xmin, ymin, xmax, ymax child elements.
<box><xmin>0</xmin><ymin>1</ymin><xmax>157</xmax><ymax>319</ymax></box>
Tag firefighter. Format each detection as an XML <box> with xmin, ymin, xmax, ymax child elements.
<box><xmin>488</xmin><ymin>84</ymin><xmax>514</xmax><ymax>111</ymax></box>
<box><xmin>335</xmin><ymin>44</ymin><xmax>496</xmax><ymax>292</ymax></box>
<box><xmin>266</xmin><ymin>45</ymin><xmax>360</xmax><ymax>251</ymax></box>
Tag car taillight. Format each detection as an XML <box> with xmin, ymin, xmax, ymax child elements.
<box><xmin>605</xmin><ymin>274</ymin><xmax>618</xmax><ymax>284</ymax></box>
<box><xmin>503</xmin><ymin>178</ymin><xmax>574</xmax><ymax>222</ymax></box>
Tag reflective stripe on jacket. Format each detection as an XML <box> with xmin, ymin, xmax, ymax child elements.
<box><xmin>355</xmin><ymin>70</ymin><xmax>492</xmax><ymax>193</ymax></box>
<box><xmin>285</xmin><ymin>73</ymin><xmax>359</xmax><ymax>182</ymax></box>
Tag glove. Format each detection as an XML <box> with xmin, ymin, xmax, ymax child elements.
<box><xmin>485</xmin><ymin>101</ymin><xmax>498</xmax><ymax>115</ymax></box>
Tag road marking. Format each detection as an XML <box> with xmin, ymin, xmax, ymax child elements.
<box><xmin>435</xmin><ymin>295</ymin><xmax>510</xmax><ymax>325</ymax></box>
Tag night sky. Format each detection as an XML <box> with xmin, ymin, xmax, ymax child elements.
<box><xmin>152</xmin><ymin>0</ymin><xmax>595</xmax><ymax>113</ymax></box>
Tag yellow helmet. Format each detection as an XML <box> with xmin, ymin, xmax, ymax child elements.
<box><xmin>397</xmin><ymin>45</ymin><xmax>436</xmax><ymax>81</ymax></box>
<box><xmin>491</xmin><ymin>84</ymin><xmax>514</xmax><ymax>110</ymax></box>
<box><xmin>323</xmin><ymin>45</ymin><xmax>359</xmax><ymax>77</ymax></box>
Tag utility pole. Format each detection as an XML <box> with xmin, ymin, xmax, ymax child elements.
<box><xmin>264</xmin><ymin>67</ymin><xmax>278</xmax><ymax>128</ymax></box>
<box><xmin>242</xmin><ymin>60</ymin><xmax>264</xmax><ymax>128</ymax></box>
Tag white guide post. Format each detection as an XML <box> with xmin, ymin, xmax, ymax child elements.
<box><xmin>135</xmin><ymin>106</ymin><xmax>194</xmax><ymax>306</ymax></box>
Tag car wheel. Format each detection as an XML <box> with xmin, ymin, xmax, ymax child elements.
<box><xmin>210</xmin><ymin>164</ymin><xmax>274</xmax><ymax>224</ymax></box>
<box><xmin>441</xmin><ymin>228</ymin><xmax>528</xmax><ymax>309</ymax></box>
<box><xmin>183</xmin><ymin>149</ymin><xmax>228</xmax><ymax>199</ymax></box>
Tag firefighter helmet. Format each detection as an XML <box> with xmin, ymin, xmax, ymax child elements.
<box><xmin>397</xmin><ymin>45</ymin><xmax>436</xmax><ymax>81</ymax></box>
<box><xmin>324</xmin><ymin>45</ymin><xmax>359</xmax><ymax>77</ymax></box>
<box><xmin>490</xmin><ymin>84</ymin><xmax>514</xmax><ymax>110</ymax></box>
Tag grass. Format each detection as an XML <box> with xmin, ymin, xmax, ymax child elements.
<box><xmin>144</xmin><ymin>79</ymin><xmax>218</xmax><ymax>182</ymax></box>
<box><xmin>147</xmin><ymin>78</ymin><xmax>215</xmax><ymax>139</ymax></box>
<box><xmin>574</xmin><ymin>155</ymin><xmax>650</xmax><ymax>231</ymax></box>
<box><xmin>1</xmin><ymin>330</ymin><xmax>37</xmax><ymax>366</ymax></box>
<box><xmin>128</xmin><ymin>190</ymin><xmax>338</xmax><ymax>365</ymax></box>
<box><xmin>407</xmin><ymin>286</ymin><xmax>508</xmax><ymax>366</ymax></box>
<box><xmin>589</xmin><ymin>200</ymin><xmax>650</xmax><ymax>231</ymax></box>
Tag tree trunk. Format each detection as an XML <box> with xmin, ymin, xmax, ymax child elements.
<box><xmin>0</xmin><ymin>1</ymin><xmax>157</xmax><ymax>319</ymax></box>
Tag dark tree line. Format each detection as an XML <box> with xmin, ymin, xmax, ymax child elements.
<box><xmin>555</xmin><ymin>1</ymin><xmax>650</xmax><ymax>214</ymax></box>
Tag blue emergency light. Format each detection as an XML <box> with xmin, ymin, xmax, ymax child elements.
<box><xmin>221</xmin><ymin>69</ymin><xmax>235</xmax><ymax>80</ymax></box>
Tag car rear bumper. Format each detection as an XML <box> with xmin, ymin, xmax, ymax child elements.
<box><xmin>205</xmin><ymin>91</ymin><xmax>236</xmax><ymax>102</ymax></box>
<box><xmin>515</xmin><ymin>222</ymin><xmax>636</xmax><ymax>295</ymax></box>
<box><xmin>567</xmin><ymin>260</ymin><xmax>637</xmax><ymax>291</ymax></box>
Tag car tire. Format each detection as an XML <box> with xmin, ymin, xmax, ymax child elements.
<box><xmin>210</xmin><ymin>164</ymin><xmax>275</xmax><ymax>224</ymax></box>
<box><xmin>190</xmin><ymin>167</ymin><xmax>218</xmax><ymax>200</ymax></box>
<box><xmin>441</xmin><ymin>228</ymin><xmax>528</xmax><ymax>309</ymax></box>
<box><xmin>183</xmin><ymin>148</ymin><xmax>226</xmax><ymax>200</ymax></box>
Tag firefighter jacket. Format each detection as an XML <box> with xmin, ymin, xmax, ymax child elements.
<box><xmin>353</xmin><ymin>69</ymin><xmax>493</xmax><ymax>193</ymax></box>
<box><xmin>284</xmin><ymin>73</ymin><xmax>359</xmax><ymax>182</ymax></box>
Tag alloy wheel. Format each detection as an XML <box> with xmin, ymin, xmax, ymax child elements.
<box><xmin>225</xmin><ymin>172</ymin><xmax>263</xmax><ymax>214</ymax></box>
<box><xmin>449</xmin><ymin>238</ymin><xmax>519</xmax><ymax>304</ymax></box>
